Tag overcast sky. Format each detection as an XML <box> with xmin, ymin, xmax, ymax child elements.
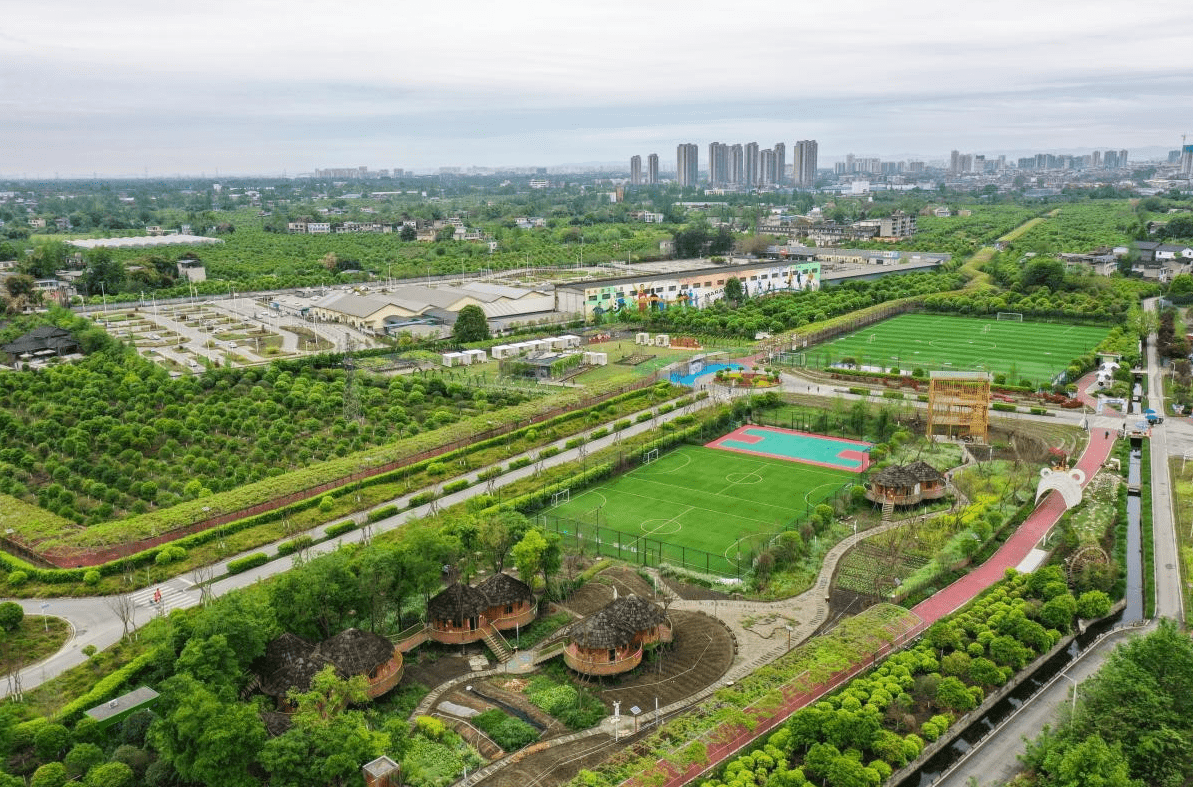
<box><xmin>3</xmin><ymin>0</ymin><xmax>1191</xmax><ymax>177</ymax></box>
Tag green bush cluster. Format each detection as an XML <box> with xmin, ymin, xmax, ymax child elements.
<box><xmin>275</xmin><ymin>535</ymin><xmax>313</xmax><ymax>556</ymax></box>
<box><xmin>226</xmin><ymin>553</ymin><xmax>269</xmax><ymax>574</ymax></box>
<box><xmin>325</xmin><ymin>521</ymin><xmax>359</xmax><ymax>537</ymax></box>
<box><xmin>441</xmin><ymin>479</ymin><xmax>470</xmax><ymax>494</ymax></box>
<box><xmin>367</xmin><ymin>505</ymin><xmax>400</xmax><ymax>522</ymax></box>
<box><xmin>471</xmin><ymin>709</ymin><xmax>539</xmax><ymax>751</ymax></box>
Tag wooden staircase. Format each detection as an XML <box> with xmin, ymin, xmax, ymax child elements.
<box><xmin>479</xmin><ymin>622</ymin><xmax>513</xmax><ymax>663</ymax></box>
<box><xmin>881</xmin><ymin>498</ymin><xmax>895</xmax><ymax>522</ymax></box>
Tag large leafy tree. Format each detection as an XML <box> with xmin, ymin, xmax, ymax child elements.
<box><xmin>453</xmin><ymin>304</ymin><xmax>490</xmax><ymax>342</ymax></box>
<box><xmin>259</xmin><ymin>666</ymin><xmax>394</xmax><ymax>787</ymax></box>
<box><xmin>150</xmin><ymin>674</ymin><xmax>265</xmax><ymax>787</ymax></box>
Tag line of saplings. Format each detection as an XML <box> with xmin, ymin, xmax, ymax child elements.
<box><xmin>693</xmin><ymin>567</ymin><xmax>1113</xmax><ymax>787</ymax></box>
<box><xmin>0</xmin><ymin>384</ymin><xmax>682</xmax><ymax>588</ymax></box>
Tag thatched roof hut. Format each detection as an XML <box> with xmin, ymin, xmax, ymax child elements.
<box><xmin>314</xmin><ymin>628</ymin><xmax>395</xmax><ymax>678</ymax></box>
<box><xmin>567</xmin><ymin>595</ymin><xmax>668</xmax><ymax>649</ymax></box>
<box><xmin>261</xmin><ymin>711</ymin><xmax>294</xmax><ymax>737</ymax></box>
<box><xmin>476</xmin><ymin>572</ymin><xmax>534</xmax><ymax>608</ymax></box>
<box><xmin>870</xmin><ymin>460</ymin><xmax>944</xmax><ymax>487</ymax></box>
<box><xmin>427</xmin><ymin>582</ymin><xmax>490</xmax><ymax>622</ymax></box>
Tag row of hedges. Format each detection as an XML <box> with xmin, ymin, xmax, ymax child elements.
<box><xmin>22</xmin><ymin>380</ymin><xmax>678</xmax><ymax>555</ymax></box>
<box><xmin>55</xmin><ymin>648</ymin><xmax>163</xmax><ymax>725</ymax></box>
<box><xmin>0</xmin><ymin>384</ymin><xmax>680</xmax><ymax>584</ymax></box>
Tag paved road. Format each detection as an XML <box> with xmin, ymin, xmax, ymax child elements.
<box><xmin>1143</xmin><ymin>298</ymin><xmax>1186</xmax><ymax>623</ymax></box>
<box><xmin>936</xmin><ymin>622</ymin><xmax>1152</xmax><ymax>787</ymax></box>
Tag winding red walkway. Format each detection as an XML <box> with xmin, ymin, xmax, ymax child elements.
<box><xmin>910</xmin><ymin>424</ymin><xmax>1116</xmax><ymax>628</ymax></box>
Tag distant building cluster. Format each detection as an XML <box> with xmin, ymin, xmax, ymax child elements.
<box><xmin>757</xmin><ymin>206</ymin><xmax>918</xmax><ymax>243</ymax></box>
<box><xmin>312</xmin><ymin>166</ymin><xmax>407</xmax><ymax>179</ymax></box>
<box><xmin>627</xmin><ymin>140</ymin><xmax>817</xmax><ymax>190</ymax></box>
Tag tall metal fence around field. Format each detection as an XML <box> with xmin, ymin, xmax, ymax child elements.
<box><xmin>538</xmin><ymin>513</ymin><xmax>744</xmax><ymax>577</ymax></box>
<box><xmin>536</xmin><ymin>445</ymin><xmax>861</xmax><ymax>579</ymax></box>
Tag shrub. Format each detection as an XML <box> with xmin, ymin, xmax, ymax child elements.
<box><xmin>848</xmin><ymin>387</ymin><xmax>870</xmax><ymax>396</ymax></box>
<box><xmin>613</xmin><ymin>419</ymin><xmax>631</xmax><ymax>431</ymax></box>
<box><xmin>426</xmin><ymin>462</ymin><xmax>448</xmax><ymax>477</ymax></box>
<box><xmin>636</xmin><ymin>412</ymin><xmax>653</xmax><ymax>423</ymax></box>
<box><xmin>317</xmin><ymin>495</ymin><xmax>334</xmax><ymax>513</ymax></box>
<box><xmin>276</xmin><ymin>535</ymin><xmax>314</xmax><ymax>556</ymax></box>
<box><xmin>83</xmin><ymin>569</ymin><xmax>101</xmax><ymax>586</ymax></box>
<box><xmin>538</xmin><ymin>447</ymin><xmax>561</xmax><ymax>459</ymax></box>
<box><xmin>367</xmin><ymin>505</ymin><xmax>399</xmax><ymax>522</ymax></box>
<box><xmin>325</xmin><ymin>520</ymin><xmax>359</xmax><ymax>537</ymax></box>
<box><xmin>589</xmin><ymin>428</ymin><xmax>609</xmax><ymax>439</ymax></box>
<box><xmin>442</xmin><ymin>479</ymin><xmax>470</xmax><ymax>494</ymax></box>
<box><xmin>226</xmin><ymin>553</ymin><xmax>269</xmax><ymax>574</ymax></box>
<box><xmin>7</xmin><ymin>571</ymin><xmax>27</xmax><ymax>587</ymax></box>
<box><xmin>154</xmin><ymin>545</ymin><xmax>186</xmax><ymax>565</ymax></box>
<box><xmin>408</xmin><ymin>491</ymin><xmax>437</xmax><ymax>507</ymax></box>
<box><xmin>477</xmin><ymin>466</ymin><xmax>504</xmax><ymax>481</ymax></box>
<box><xmin>472</xmin><ymin>709</ymin><xmax>539</xmax><ymax>751</ymax></box>
<box><xmin>992</xmin><ymin>403</ymin><xmax>1016</xmax><ymax>412</ymax></box>
<box><xmin>1029</xmin><ymin>407</ymin><xmax>1047</xmax><ymax>415</ymax></box>
<box><xmin>883</xmin><ymin>391</ymin><xmax>904</xmax><ymax>400</ymax></box>
<box><xmin>509</xmin><ymin>457</ymin><xmax>532</xmax><ymax>470</ymax></box>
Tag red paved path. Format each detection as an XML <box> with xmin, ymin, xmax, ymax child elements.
<box><xmin>910</xmin><ymin>419</ymin><xmax>1116</xmax><ymax>629</ymax></box>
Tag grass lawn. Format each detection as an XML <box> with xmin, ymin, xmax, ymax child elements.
<box><xmin>543</xmin><ymin>445</ymin><xmax>855</xmax><ymax>576</ymax></box>
<box><xmin>806</xmin><ymin>313</ymin><xmax>1110</xmax><ymax>387</ymax></box>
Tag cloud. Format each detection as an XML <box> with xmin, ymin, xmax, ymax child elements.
<box><xmin>3</xmin><ymin>0</ymin><xmax>1192</xmax><ymax>174</ymax></box>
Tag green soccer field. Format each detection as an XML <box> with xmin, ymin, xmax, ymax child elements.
<box><xmin>805</xmin><ymin>314</ymin><xmax>1110</xmax><ymax>386</ymax></box>
<box><xmin>542</xmin><ymin>445</ymin><xmax>855</xmax><ymax>576</ymax></box>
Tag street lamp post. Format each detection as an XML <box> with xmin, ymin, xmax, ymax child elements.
<box><xmin>1059</xmin><ymin>672</ymin><xmax>1079</xmax><ymax>721</ymax></box>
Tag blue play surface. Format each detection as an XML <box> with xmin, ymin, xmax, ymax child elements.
<box><xmin>670</xmin><ymin>363</ymin><xmax>735</xmax><ymax>386</ymax></box>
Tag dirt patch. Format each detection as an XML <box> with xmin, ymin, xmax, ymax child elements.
<box><xmin>478</xmin><ymin>734</ymin><xmax>618</xmax><ymax>787</ymax></box>
<box><xmin>561</xmin><ymin>565</ymin><xmax>661</xmax><ymax>616</ymax></box>
<box><xmin>589</xmin><ymin>610</ymin><xmax>735</xmax><ymax>711</ymax></box>
<box><xmin>400</xmin><ymin>650</ymin><xmax>473</xmax><ymax>690</ymax></box>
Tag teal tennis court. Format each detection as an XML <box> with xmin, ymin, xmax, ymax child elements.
<box><xmin>705</xmin><ymin>425</ymin><xmax>872</xmax><ymax>472</ymax></box>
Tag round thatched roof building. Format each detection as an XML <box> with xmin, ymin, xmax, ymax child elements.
<box><xmin>567</xmin><ymin>595</ymin><xmax>668</xmax><ymax>649</ymax></box>
<box><xmin>476</xmin><ymin>572</ymin><xmax>534</xmax><ymax>608</ymax></box>
<box><xmin>315</xmin><ymin>628</ymin><xmax>396</xmax><ymax>678</ymax></box>
<box><xmin>427</xmin><ymin>582</ymin><xmax>491</xmax><ymax>622</ymax></box>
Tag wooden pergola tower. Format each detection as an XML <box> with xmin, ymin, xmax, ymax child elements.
<box><xmin>927</xmin><ymin>371</ymin><xmax>992</xmax><ymax>443</ymax></box>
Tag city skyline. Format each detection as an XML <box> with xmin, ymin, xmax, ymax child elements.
<box><xmin>3</xmin><ymin>0</ymin><xmax>1191</xmax><ymax>177</ymax></box>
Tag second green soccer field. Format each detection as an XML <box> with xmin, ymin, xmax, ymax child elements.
<box><xmin>544</xmin><ymin>445</ymin><xmax>855</xmax><ymax>573</ymax></box>
<box><xmin>806</xmin><ymin>313</ymin><xmax>1110</xmax><ymax>386</ymax></box>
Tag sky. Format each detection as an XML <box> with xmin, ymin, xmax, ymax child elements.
<box><xmin>2</xmin><ymin>0</ymin><xmax>1192</xmax><ymax>177</ymax></box>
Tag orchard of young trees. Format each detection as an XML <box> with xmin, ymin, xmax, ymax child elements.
<box><xmin>0</xmin><ymin>311</ymin><xmax>529</xmax><ymax>525</ymax></box>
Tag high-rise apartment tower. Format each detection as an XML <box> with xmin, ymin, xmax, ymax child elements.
<box><xmin>794</xmin><ymin>140</ymin><xmax>818</xmax><ymax>187</ymax></box>
<box><xmin>676</xmin><ymin>143</ymin><xmax>699</xmax><ymax>186</ymax></box>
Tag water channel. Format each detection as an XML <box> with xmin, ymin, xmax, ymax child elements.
<box><xmin>897</xmin><ymin>437</ymin><xmax>1145</xmax><ymax>786</ymax></box>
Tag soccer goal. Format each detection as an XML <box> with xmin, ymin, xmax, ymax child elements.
<box><xmin>551</xmin><ymin>488</ymin><xmax>571</xmax><ymax>506</ymax></box>
<box><xmin>643</xmin><ymin>448</ymin><xmax>659</xmax><ymax>465</ymax></box>
<box><xmin>996</xmin><ymin>312</ymin><xmax>1024</xmax><ymax>322</ymax></box>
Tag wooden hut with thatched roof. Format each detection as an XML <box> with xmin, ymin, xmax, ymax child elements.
<box><xmin>865</xmin><ymin>460</ymin><xmax>948</xmax><ymax>507</ymax></box>
<box><xmin>476</xmin><ymin>572</ymin><xmax>536</xmax><ymax>631</ymax></box>
<box><xmin>254</xmin><ymin>628</ymin><xmax>402</xmax><ymax>705</ymax></box>
<box><xmin>564</xmin><ymin>594</ymin><xmax>672</xmax><ymax>676</ymax></box>
<box><xmin>426</xmin><ymin>582</ymin><xmax>492</xmax><ymax>644</ymax></box>
<box><xmin>426</xmin><ymin>574</ymin><xmax>538</xmax><ymax>645</ymax></box>
<box><xmin>315</xmin><ymin>628</ymin><xmax>404</xmax><ymax>699</ymax></box>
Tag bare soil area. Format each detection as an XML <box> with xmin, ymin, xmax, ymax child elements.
<box><xmin>399</xmin><ymin>650</ymin><xmax>474</xmax><ymax>691</ymax></box>
<box><xmin>479</xmin><ymin>734</ymin><xmax>619</xmax><ymax>787</ymax></box>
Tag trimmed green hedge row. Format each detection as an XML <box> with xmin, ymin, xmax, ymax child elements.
<box><xmin>325</xmin><ymin>521</ymin><xmax>360</xmax><ymax>538</ymax></box>
<box><xmin>226</xmin><ymin>553</ymin><xmax>269</xmax><ymax>574</ymax></box>
<box><xmin>276</xmin><ymin>536</ymin><xmax>314</xmax><ymax>557</ymax></box>
<box><xmin>56</xmin><ymin>648</ymin><xmax>164</xmax><ymax>725</ymax></box>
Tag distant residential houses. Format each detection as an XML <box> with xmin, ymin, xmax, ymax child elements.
<box><xmin>285</xmin><ymin>218</ymin><xmax>490</xmax><ymax>243</ymax></box>
<box><xmin>755</xmin><ymin>209</ymin><xmax>918</xmax><ymax>244</ymax></box>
